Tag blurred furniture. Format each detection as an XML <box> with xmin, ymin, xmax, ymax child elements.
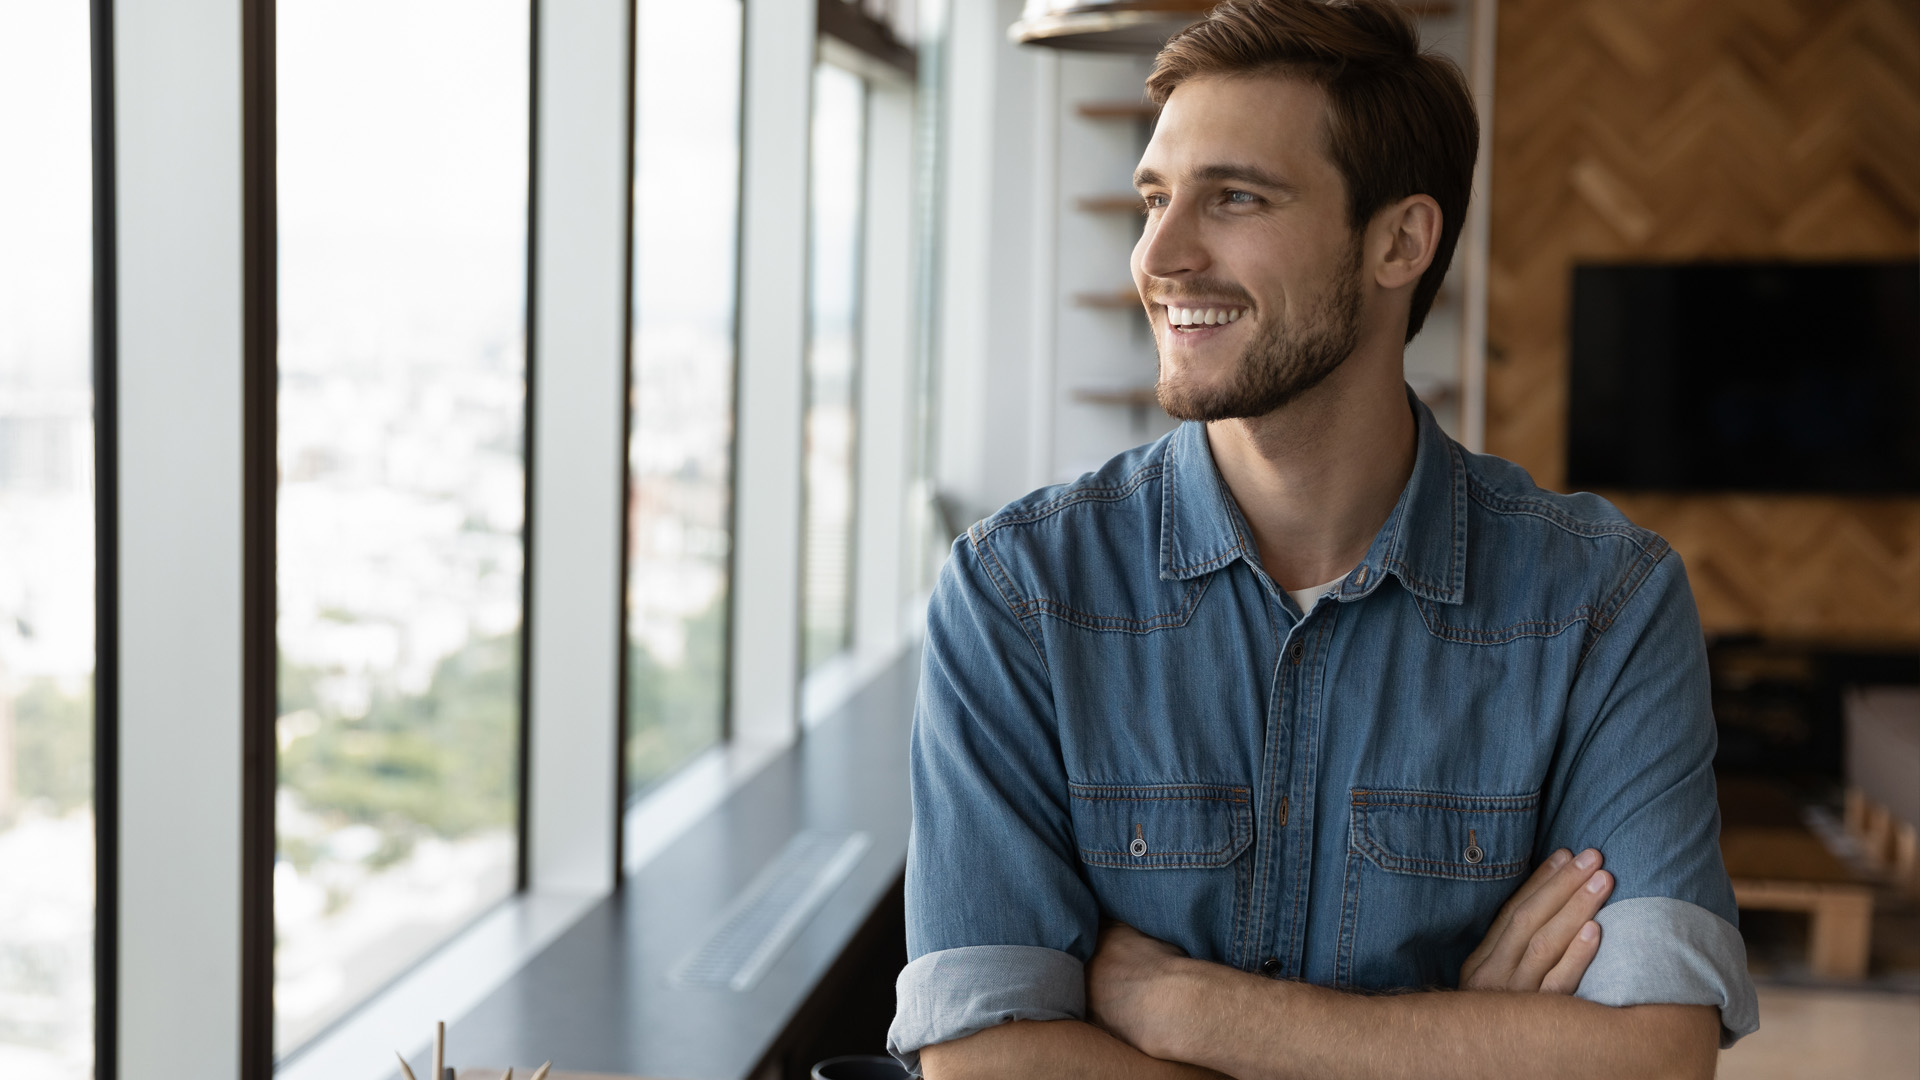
<box><xmin>457</xmin><ymin>1072</ymin><xmax>650</xmax><ymax>1080</ymax></box>
<box><xmin>1008</xmin><ymin>0</ymin><xmax>1214</xmax><ymax>51</ymax></box>
<box><xmin>1719</xmin><ymin>778</ymin><xmax>1875</xmax><ymax>980</ymax></box>
<box><xmin>1844</xmin><ymin>687</ymin><xmax>1920</xmax><ymax>894</ymax></box>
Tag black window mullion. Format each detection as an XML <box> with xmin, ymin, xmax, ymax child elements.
<box><xmin>239</xmin><ymin>0</ymin><xmax>278</xmax><ymax>1073</ymax></box>
<box><xmin>89</xmin><ymin>1</ymin><xmax>119</xmax><ymax>1076</ymax></box>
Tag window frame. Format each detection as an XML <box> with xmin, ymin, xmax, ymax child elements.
<box><xmin>97</xmin><ymin>0</ymin><xmax>938</xmax><ymax>1072</ymax></box>
<box><xmin>90</xmin><ymin>0</ymin><xmax>120</xmax><ymax>1076</ymax></box>
<box><xmin>801</xmin><ymin>57</ymin><xmax>870</xmax><ymax>678</ymax></box>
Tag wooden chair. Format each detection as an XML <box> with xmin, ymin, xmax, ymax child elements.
<box><xmin>1718</xmin><ymin>778</ymin><xmax>1875</xmax><ymax>980</ymax></box>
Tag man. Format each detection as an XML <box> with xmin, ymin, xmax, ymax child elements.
<box><xmin>887</xmin><ymin>1</ymin><xmax>1757</xmax><ymax>1077</ymax></box>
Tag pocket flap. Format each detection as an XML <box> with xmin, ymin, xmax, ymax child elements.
<box><xmin>1350</xmin><ymin>787</ymin><xmax>1539</xmax><ymax>880</ymax></box>
<box><xmin>1069</xmin><ymin>782</ymin><xmax>1253</xmax><ymax>869</ymax></box>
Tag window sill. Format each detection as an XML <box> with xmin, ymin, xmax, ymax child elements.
<box><xmin>282</xmin><ymin>641</ymin><xmax>918</xmax><ymax>1080</ymax></box>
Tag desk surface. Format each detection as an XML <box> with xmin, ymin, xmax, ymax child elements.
<box><xmin>424</xmin><ymin>651</ymin><xmax>917</xmax><ymax>1080</ymax></box>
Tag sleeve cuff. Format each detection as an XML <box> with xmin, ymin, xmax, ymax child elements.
<box><xmin>1575</xmin><ymin>896</ymin><xmax>1760</xmax><ymax>1047</ymax></box>
<box><xmin>887</xmin><ymin>945</ymin><xmax>1086</xmax><ymax>1076</ymax></box>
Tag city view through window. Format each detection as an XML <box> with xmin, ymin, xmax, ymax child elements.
<box><xmin>802</xmin><ymin>62</ymin><xmax>867</xmax><ymax>674</ymax></box>
<box><xmin>0</xmin><ymin>3</ymin><xmax>94</xmax><ymax>1076</ymax></box>
<box><xmin>625</xmin><ymin>0</ymin><xmax>743</xmax><ymax>795</ymax></box>
<box><xmin>273</xmin><ymin>0</ymin><xmax>529</xmax><ymax>1055</ymax></box>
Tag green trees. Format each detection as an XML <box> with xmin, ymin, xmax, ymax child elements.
<box><xmin>279</xmin><ymin>632</ymin><xmax>519</xmax><ymax>858</ymax></box>
<box><xmin>7</xmin><ymin>679</ymin><xmax>91</xmax><ymax>818</ymax></box>
<box><xmin>626</xmin><ymin>593</ymin><xmax>726</xmax><ymax>794</ymax></box>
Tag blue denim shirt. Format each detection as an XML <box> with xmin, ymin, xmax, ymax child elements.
<box><xmin>888</xmin><ymin>395</ymin><xmax>1756</xmax><ymax>1073</ymax></box>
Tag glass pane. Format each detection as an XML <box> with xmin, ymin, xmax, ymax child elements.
<box><xmin>801</xmin><ymin>64</ymin><xmax>866</xmax><ymax>673</ymax></box>
<box><xmin>0</xmin><ymin>4</ymin><xmax>94</xmax><ymax>1076</ymax></box>
<box><xmin>274</xmin><ymin>0</ymin><xmax>529</xmax><ymax>1055</ymax></box>
<box><xmin>625</xmin><ymin>0</ymin><xmax>743</xmax><ymax>795</ymax></box>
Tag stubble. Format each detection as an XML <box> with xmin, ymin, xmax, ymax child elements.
<box><xmin>1153</xmin><ymin>235</ymin><xmax>1365</xmax><ymax>422</ymax></box>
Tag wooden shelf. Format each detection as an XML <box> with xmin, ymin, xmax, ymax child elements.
<box><xmin>1072</xmin><ymin>287</ymin><xmax>1142</xmax><ymax>310</ymax></box>
<box><xmin>1076</xmin><ymin>100</ymin><xmax>1159</xmax><ymax>120</ymax></box>
<box><xmin>1073</xmin><ymin>386</ymin><xmax>1160</xmax><ymax>408</ymax></box>
<box><xmin>1076</xmin><ymin>194</ymin><xmax>1143</xmax><ymax>214</ymax></box>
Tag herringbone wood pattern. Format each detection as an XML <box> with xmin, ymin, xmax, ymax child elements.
<box><xmin>1486</xmin><ymin>0</ymin><xmax>1920</xmax><ymax>644</ymax></box>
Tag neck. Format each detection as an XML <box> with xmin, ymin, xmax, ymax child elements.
<box><xmin>1204</xmin><ymin>339</ymin><xmax>1417</xmax><ymax>593</ymax></box>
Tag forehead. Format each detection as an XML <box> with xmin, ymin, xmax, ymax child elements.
<box><xmin>1139</xmin><ymin>74</ymin><xmax>1337</xmax><ymax>184</ymax></box>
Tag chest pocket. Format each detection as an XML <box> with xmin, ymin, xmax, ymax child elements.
<box><xmin>1351</xmin><ymin>787</ymin><xmax>1537</xmax><ymax>881</ymax></box>
<box><xmin>1069</xmin><ymin>782</ymin><xmax>1252</xmax><ymax>867</ymax></box>
<box><xmin>1068</xmin><ymin>782</ymin><xmax>1253</xmax><ymax>967</ymax></box>
<box><xmin>1338</xmin><ymin>786</ymin><xmax>1540</xmax><ymax>990</ymax></box>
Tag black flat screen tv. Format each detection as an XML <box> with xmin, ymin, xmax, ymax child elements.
<box><xmin>1567</xmin><ymin>260</ymin><xmax>1920</xmax><ymax>494</ymax></box>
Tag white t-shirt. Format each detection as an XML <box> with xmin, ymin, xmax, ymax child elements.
<box><xmin>1287</xmin><ymin>575</ymin><xmax>1346</xmax><ymax>616</ymax></box>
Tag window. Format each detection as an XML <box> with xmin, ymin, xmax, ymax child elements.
<box><xmin>801</xmin><ymin>62</ymin><xmax>867</xmax><ymax>674</ymax></box>
<box><xmin>0</xmin><ymin>3</ymin><xmax>94</xmax><ymax>1076</ymax></box>
<box><xmin>624</xmin><ymin>0</ymin><xmax>744</xmax><ymax>796</ymax></box>
<box><xmin>273</xmin><ymin>0</ymin><xmax>530</xmax><ymax>1055</ymax></box>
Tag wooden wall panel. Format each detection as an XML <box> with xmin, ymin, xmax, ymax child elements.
<box><xmin>1486</xmin><ymin>0</ymin><xmax>1920</xmax><ymax>646</ymax></box>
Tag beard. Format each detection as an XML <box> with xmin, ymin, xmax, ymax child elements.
<box><xmin>1152</xmin><ymin>236</ymin><xmax>1365</xmax><ymax>422</ymax></box>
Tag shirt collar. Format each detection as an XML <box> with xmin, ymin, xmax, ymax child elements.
<box><xmin>1158</xmin><ymin>388</ymin><xmax>1469</xmax><ymax>606</ymax></box>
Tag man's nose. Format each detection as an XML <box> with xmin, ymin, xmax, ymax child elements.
<box><xmin>1136</xmin><ymin>197</ymin><xmax>1210</xmax><ymax>280</ymax></box>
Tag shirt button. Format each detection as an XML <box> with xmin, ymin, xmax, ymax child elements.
<box><xmin>1260</xmin><ymin>957</ymin><xmax>1282</xmax><ymax>977</ymax></box>
<box><xmin>1289</xmin><ymin>642</ymin><xmax>1304</xmax><ymax>665</ymax></box>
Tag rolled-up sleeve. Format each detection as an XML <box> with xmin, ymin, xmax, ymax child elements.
<box><xmin>887</xmin><ymin>533</ymin><xmax>1098</xmax><ymax>1075</ymax></box>
<box><xmin>1577</xmin><ymin>897</ymin><xmax>1758</xmax><ymax>1043</ymax></box>
<box><xmin>888</xmin><ymin>945</ymin><xmax>1085</xmax><ymax>1072</ymax></box>
<box><xmin>1546</xmin><ymin>550</ymin><xmax>1759</xmax><ymax>1047</ymax></box>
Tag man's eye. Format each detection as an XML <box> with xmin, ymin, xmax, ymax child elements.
<box><xmin>1141</xmin><ymin>194</ymin><xmax>1168</xmax><ymax>212</ymax></box>
<box><xmin>1225</xmin><ymin>190</ymin><xmax>1259</xmax><ymax>205</ymax></box>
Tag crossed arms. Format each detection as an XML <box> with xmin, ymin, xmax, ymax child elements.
<box><xmin>921</xmin><ymin>851</ymin><xmax>1720</xmax><ymax>1080</ymax></box>
<box><xmin>901</xmin><ymin>537</ymin><xmax>1751</xmax><ymax>1079</ymax></box>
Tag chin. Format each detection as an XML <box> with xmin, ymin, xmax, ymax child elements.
<box><xmin>1153</xmin><ymin>373</ymin><xmax>1230</xmax><ymax>423</ymax></box>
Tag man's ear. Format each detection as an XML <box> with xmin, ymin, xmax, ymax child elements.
<box><xmin>1370</xmin><ymin>194</ymin><xmax>1442</xmax><ymax>291</ymax></box>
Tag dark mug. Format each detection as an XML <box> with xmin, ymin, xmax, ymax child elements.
<box><xmin>811</xmin><ymin>1054</ymin><xmax>909</xmax><ymax>1080</ymax></box>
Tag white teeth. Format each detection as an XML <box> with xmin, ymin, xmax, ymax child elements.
<box><xmin>1167</xmin><ymin>306</ymin><xmax>1243</xmax><ymax>327</ymax></box>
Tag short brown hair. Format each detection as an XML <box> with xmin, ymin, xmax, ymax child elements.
<box><xmin>1147</xmin><ymin>0</ymin><xmax>1478</xmax><ymax>342</ymax></box>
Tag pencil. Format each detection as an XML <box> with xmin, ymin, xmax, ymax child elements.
<box><xmin>395</xmin><ymin>1051</ymin><xmax>418</xmax><ymax>1080</ymax></box>
<box><xmin>433</xmin><ymin>1021</ymin><xmax>445</xmax><ymax>1080</ymax></box>
<box><xmin>528</xmin><ymin>1062</ymin><xmax>551</xmax><ymax>1080</ymax></box>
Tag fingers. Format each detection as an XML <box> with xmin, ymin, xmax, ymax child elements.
<box><xmin>1461</xmin><ymin>849</ymin><xmax>1571</xmax><ymax>984</ymax></box>
<box><xmin>1509</xmin><ymin>866</ymin><xmax>1612</xmax><ymax>989</ymax></box>
<box><xmin>1476</xmin><ymin>848</ymin><xmax>1607</xmax><ymax>985</ymax></box>
<box><xmin>1502</xmin><ymin>848</ymin><xmax>1574</xmax><ymax>917</ymax></box>
<box><xmin>1539</xmin><ymin>920</ymin><xmax>1602</xmax><ymax>994</ymax></box>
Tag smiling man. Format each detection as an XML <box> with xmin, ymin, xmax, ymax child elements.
<box><xmin>887</xmin><ymin>2</ymin><xmax>1757</xmax><ymax>1078</ymax></box>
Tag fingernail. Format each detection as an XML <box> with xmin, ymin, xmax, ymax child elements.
<box><xmin>1575</xmin><ymin>848</ymin><xmax>1600</xmax><ymax>870</ymax></box>
<box><xmin>1580</xmin><ymin>922</ymin><xmax>1599</xmax><ymax>942</ymax></box>
<box><xmin>1549</xmin><ymin>849</ymin><xmax>1571</xmax><ymax>869</ymax></box>
<box><xmin>1586</xmin><ymin>871</ymin><xmax>1609</xmax><ymax>893</ymax></box>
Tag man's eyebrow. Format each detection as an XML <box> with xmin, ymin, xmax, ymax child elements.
<box><xmin>1132</xmin><ymin>163</ymin><xmax>1299</xmax><ymax>193</ymax></box>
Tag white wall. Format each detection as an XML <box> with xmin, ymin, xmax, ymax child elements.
<box><xmin>934</xmin><ymin>5</ymin><xmax>1164</xmax><ymax>520</ymax></box>
<box><xmin>1048</xmin><ymin>52</ymin><xmax>1169</xmax><ymax>482</ymax></box>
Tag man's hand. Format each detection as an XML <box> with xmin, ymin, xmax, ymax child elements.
<box><xmin>1459</xmin><ymin>847</ymin><xmax>1613</xmax><ymax>993</ymax></box>
<box><xmin>1086</xmin><ymin>921</ymin><xmax>1200</xmax><ymax>1060</ymax></box>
